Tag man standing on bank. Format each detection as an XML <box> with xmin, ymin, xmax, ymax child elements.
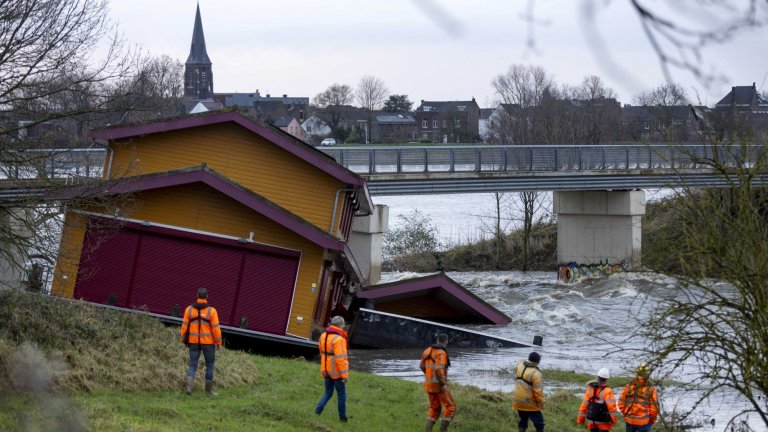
<box><xmin>618</xmin><ymin>363</ymin><xmax>659</xmax><ymax>432</ymax></box>
<box><xmin>512</xmin><ymin>351</ymin><xmax>545</xmax><ymax>432</ymax></box>
<box><xmin>577</xmin><ymin>368</ymin><xmax>620</xmax><ymax>430</ymax></box>
<box><xmin>420</xmin><ymin>333</ymin><xmax>456</xmax><ymax>432</ymax></box>
<box><xmin>315</xmin><ymin>315</ymin><xmax>350</xmax><ymax>422</ymax></box>
<box><xmin>180</xmin><ymin>287</ymin><xmax>222</xmax><ymax>396</ymax></box>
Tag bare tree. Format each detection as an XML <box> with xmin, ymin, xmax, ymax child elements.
<box><xmin>639</xmin><ymin>139</ymin><xmax>768</xmax><ymax>429</ymax></box>
<box><xmin>573</xmin><ymin>75</ymin><xmax>617</xmax><ymax>101</ymax></box>
<box><xmin>632</xmin><ymin>81</ymin><xmax>688</xmax><ymax>106</ymax></box>
<box><xmin>312</xmin><ymin>83</ymin><xmax>354</xmax><ymax>139</ymax></box>
<box><xmin>510</xmin><ymin>191</ymin><xmax>549</xmax><ymax>272</ymax></box>
<box><xmin>355</xmin><ymin>75</ymin><xmax>389</xmax><ymax>112</ymax></box>
<box><xmin>0</xmin><ymin>0</ymin><xmax>146</xmax><ymax>290</ymax></box>
<box><xmin>355</xmin><ymin>76</ymin><xmax>389</xmax><ymax>143</ymax></box>
<box><xmin>492</xmin><ymin>64</ymin><xmax>553</xmax><ymax>109</ymax></box>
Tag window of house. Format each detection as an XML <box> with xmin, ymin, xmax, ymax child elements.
<box><xmin>422</xmin><ymin>133</ymin><xmax>428</xmax><ymax>140</ymax></box>
<box><xmin>457</xmin><ymin>106</ymin><xmax>466</xmax><ymax>111</ymax></box>
<box><xmin>643</xmin><ymin>122</ymin><xmax>650</xmax><ymax>130</ymax></box>
<box><xmin>456</xmin><ymin>119</ymin><xmax>461</xmax><ymax>127</ymax></box>
<box><xmin>433</xmin><ymin>120</ymin><xmax>438</xmax><ymax>128</ymax></box>
<box><xmin>423</xmin><ymin>106</ymin><xmax>431</xmax><ymax>112</ymax></box>
<box><xmin>422</xmin><ymin>120</ymin><xmax>427</xmax><ymax>128</ymax></box>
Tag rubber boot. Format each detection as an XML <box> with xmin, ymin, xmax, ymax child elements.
<box><xmin>424</xmin><ymin>419</ymin><xmax>436</xmax><ymax>431</ymax></box>
<box><xmin>185</xmin><ymin>376</ymin><xmax>194</xmax><ymax>395</ymax></box>
<box><xmin>439</xmin><ymin>419</ymin><xmax>450</xmax><ymax>432</ymax></box>
<box><xmin>205</xmin><ymin>380</ymin><xmax>216</xmax><ymax>396</ymax></box>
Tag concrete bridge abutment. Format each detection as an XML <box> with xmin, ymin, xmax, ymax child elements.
<box><xmin>349</xmin><ymin>204</ymin><xmax>389</xmax><ymax>285</ymax></box>
<box><xmin>553</xmin><ymin>190</ymin><xmax>645</xmax><ymax>268</ymax></box>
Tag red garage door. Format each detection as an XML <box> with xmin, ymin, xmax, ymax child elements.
<box><xmin>75</xmin><ymin>219</ymin><xmax>301</xmax><ymax>335</ymax></box>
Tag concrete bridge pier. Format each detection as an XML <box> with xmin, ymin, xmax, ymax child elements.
<box><xmin>553</xmin><ymin>190</ymin><xmax>646</xmax><ymax>268</ymax></box>
<box><xmin>0</xmin><ymin>206</ymin><xmax>33</xmax><ymax>290</ymax></box>
<box><xmin>348</xmin><ymin>204</ymin><xmax>389</xmax><ymax>285</ymax></box>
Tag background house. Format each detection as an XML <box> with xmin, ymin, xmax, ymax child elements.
<box><xmin>415</xmin><ymin>99</ymin><xmax>481</xmax><ymax>143</ymax></box>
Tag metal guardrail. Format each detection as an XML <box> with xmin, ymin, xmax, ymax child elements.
<box><xmin>319</xmin><ymin>144</ymin><xmax>768</xmax><ymax>194</ymax></box>
<box><xmin>318</xmin><ymin>144</ymin><xmax>766</xmax><ymax>174</ymax></box>
<box><xmin>0</xmin><ymin>148</ymin><xmax>106</xmax><ymax>181</ymax></box>
<box><xmin>2</xmin><ymin>145</ymin><xmax>766</xmax><ymax>197</ymax></box>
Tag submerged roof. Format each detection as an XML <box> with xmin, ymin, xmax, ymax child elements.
<box><xmin>356</xmin><ymin>273</ymin><xmax>510</xmax><ymax>325</ymax></box>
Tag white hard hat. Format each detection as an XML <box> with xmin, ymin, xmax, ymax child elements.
<box><xmin>597</xmin><ymin>368</ymin><xmax>610</xmax><ymax>379</ymax></box>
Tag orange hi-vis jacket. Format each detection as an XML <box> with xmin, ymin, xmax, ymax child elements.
<box><xmin>180</xmin><ymin>299</ymin><xmax>222</xmax><ymax>346</ymax></box>
<box><xmin>511</xmin><ymin>360</ymin><xmax>545</xmax><ymax>411</ymax></box>
<box><xmin>577</xmin><ymin>382</ymin><xmax>619</xmax><ymax>430</ymax></box>
<box><xmin>420</xmin><ymin>345</ymin><xmax>450</xmax><ymax>393</ymax></box>
<box><xmin>319</xmin><ymin>326</ymin><xmax>349</xmax><ymax>380</ymax></box>
<box><xmin>618</xmin><ymin>377</ymin><xmax>659</xmax><ymax>426</ymax></box>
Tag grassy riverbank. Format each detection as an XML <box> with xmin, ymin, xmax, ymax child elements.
<box><xmin>0</xmin><ymin>290</ymin><xmax>675</xmax><ymax>431</ymax></box>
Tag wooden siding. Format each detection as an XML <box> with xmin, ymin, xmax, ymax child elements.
<box><xmin>51</xmin><ymin>212</ymin><xmax>87</xmax><ymax>298</ymax></box>
<box><xmin>52</xmin><ymin>183</ymin><xmax>326</xmax><ymax>338</ymax></box>
<box><xmin>106</xmin><ymin>123</ymin><xmax>348</xmax><ymax>236</ymax></box>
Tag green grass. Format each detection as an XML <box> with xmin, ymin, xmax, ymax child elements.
<box><xmin>0</xmin><ymin>290</ymin><xmax>677</xmax><ymax>431</ymax></box>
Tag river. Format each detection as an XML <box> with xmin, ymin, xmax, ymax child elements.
<box><xmin>349</xmin><ymin>193</ymin><xmax>765</xmax><ymax>431</ymax></box>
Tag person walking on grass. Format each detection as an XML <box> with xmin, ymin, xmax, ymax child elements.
<box><xmin>315</xmin><ymin>315</ymin><xmax>350</xmax><ymax>422</ymax></box>
<box><xmin>180</xmin><ymin>287</ymin><xmax>222</xmax><ymax>396</ymax></box>
<box><xmin>420</xmin><ymin>333</ymin><xmax>456</xmax><ymax>432</ymax></box>
<box><xmin>511</xmin><ymin>351</ymin><xmax>545</xmax><ymax>432</ymax></box>
<box><xmin>577</xmin><ymin>368</ymin><xmax>620</xmax><ymax>430</ymax></box>
<box><xmin>618</xmin><ymin>363</ymin><xmax>659</xmax><ymax>432</ymax></box>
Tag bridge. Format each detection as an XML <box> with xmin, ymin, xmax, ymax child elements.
<box><xmin>2</xmin><ymin>143</ymin><xmax>766</xmax><ymax>283</ymax></box>
<box><xmin>318</xmin><ymin>143</ymin><xmax>768</xmax><ymax>195</ymax></box>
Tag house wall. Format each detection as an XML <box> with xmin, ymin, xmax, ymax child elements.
<box><xmin>52</xmin><ymin>183</ymin><xmax>326</xmax><ymax>338</ymax></box>
<box><xmin>107</xmin><ymin>122</ymin><xmax>347</xmax><ymax>236</ymax></box>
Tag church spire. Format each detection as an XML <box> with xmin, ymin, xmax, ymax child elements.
<box><xmin>184</xmin><ymin>3</ymin><xmax>213</xmax><ymax>99</ymax></box>
<box><xmin>186</xmin><ymin>3</ymin><xmax>211</xmax><ymax>65</ymax></box>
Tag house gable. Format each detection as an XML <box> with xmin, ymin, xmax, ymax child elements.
<box><xmin>95</xmin><ymin>112</ymin><xmax>369</xmax><ymax>233</ymax></box>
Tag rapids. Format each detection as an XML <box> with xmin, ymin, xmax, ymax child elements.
<box><xmin>349</xmin><ymin>271</ymin><xmax>766</xmax><ymax>431</ymax></box>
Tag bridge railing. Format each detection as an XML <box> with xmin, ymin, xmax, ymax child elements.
<box><xmin>320</xmin><ymin>144</ymin><xmax>764</xmax><ymax>174</ymax></box>
<box><xmin>0</xmin><ymin>148</ymin><xmax>106</xmax><ymax>181</ymax></box>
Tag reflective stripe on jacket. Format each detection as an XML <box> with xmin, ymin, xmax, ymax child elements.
<box><xmin>420</xmin><ymin>346</ymin><xmax>449</xmax><ymax>394</ymax></box>
<box><xmin>511</xmin><ymin>360</ymin><xmax>545</xmax><ymax>411</ymax></box>
<box><xmin>618</xmin><ymin>377</ymin><xmax>658</xmax><ymax>426</ymax></box>
<box><xmin>577</xmin><ymin>382</ymin><xmax>619</xmax><ymax>430</ymax></box>
<box><xmin>319</xmin><ymin>326</ymin><xmax>349</xmax><ymax>380</ymax></box>
<box><xmin>180</xmin><ymin>300</ymin><xmax>222</xmax><ymax>346</ymax></box>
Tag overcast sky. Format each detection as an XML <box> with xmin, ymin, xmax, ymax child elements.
<box><xmin>109</xmin><ymin>0</ymin><xmax>768</xmax><ymax>107</ymax></box>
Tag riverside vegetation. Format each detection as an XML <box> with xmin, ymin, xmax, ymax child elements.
<box><xmin>0</xmin><ymin>289</ymin><xmax>677</xmax><ymax>432</ymax></box>
<box><xmin>383</xmin><ymin>197</ymin><xmax>695</xmax><ymax>273</ymax></box>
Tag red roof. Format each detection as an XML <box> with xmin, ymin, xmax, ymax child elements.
<box><xmin>356</xmin><ymin>273</ymin><xmax>511</xmax><ymax>325</ymax></box>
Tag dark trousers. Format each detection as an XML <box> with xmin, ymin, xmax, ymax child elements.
<box><xmin>315</xmin><ymin>378</ymin><xmax>347</xmax><ymax>420</ymax></box>
<box><xmin>626</xmin><ymin>425</ymin><xmax>651</xmax><ymax>432</ymax></box>
<box><xmin>187</xmin><ymin>344</ymin><xmax>216</xmax><ymax>381</ymax></box>
<box><xmin>517</xmin><ymin>410</ymin><xmax>545</xmax><ymax>431</ymax></box>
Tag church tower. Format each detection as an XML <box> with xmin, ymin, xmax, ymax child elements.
<box><xmin>184</xmin><ymin>4</ymin><xmax>213</xmax><ymax>99</ymax></box>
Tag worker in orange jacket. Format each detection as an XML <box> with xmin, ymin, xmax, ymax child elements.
<box><xmin>315</xmin><ymin>316</ymin><xmax>350</xmax><ymax>422</ymax></box>
<box><xmin>180</xmin><ymin>287</ymin><xmax>222</xmax><ymax>396</ymax></box>
<box><xmin>577</xmin><ymin>368</ymin><xmax>619</xmax><ymax>430</ymax></box>
<box><xmin>618</xmin><ymin>363</ymin><xmax>659</xmax><ymax>432</ymax></box>
<box><xmin>420</xmin><ymin>333</ymin><xmax>456</xmax><ymax>432</ymax></box>
<box><xmin>511</xmin><ymin>351</ymin><xmax>545</xmax><ymax>432</ymax></box>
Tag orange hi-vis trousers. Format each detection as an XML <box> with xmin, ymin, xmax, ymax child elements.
<box><xmin>428</xmin><ymin>388</ymin><xmax>456</xmax><ymax>421</ymax></box>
